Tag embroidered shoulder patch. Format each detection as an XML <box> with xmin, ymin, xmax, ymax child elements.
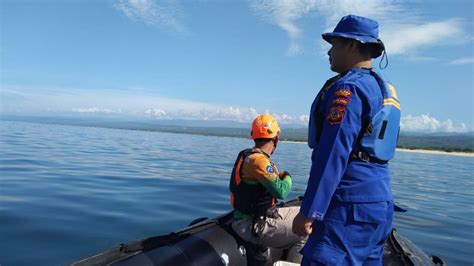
<box><xmin>334</xmin><ymin>89</ymin><xmax>352</xmax><ymax>98</ymax></box>
<box><xmin>265</xmin><ymin>165</ymin><xmax>274</xmax><ymax>174</ymax></box>
<box><xmin>332</xmin><ymin>97</ymin><xmax>349</xmax><ymax>106</ymax></box>
<box><xmin>327</xmin><ymin>106</ymin><xmax>346</xmax><ymax>125</ymax></box>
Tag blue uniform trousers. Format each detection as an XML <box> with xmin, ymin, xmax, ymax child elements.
<box><xmin>301</xmin><ymin>200</ymin><xmax>394</xmax><ymax>266</ymax></box>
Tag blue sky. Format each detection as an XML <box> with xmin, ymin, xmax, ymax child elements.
<box><xmin>1</xmin><ymin>0</ymin><xmax>473</xmax><ymax>132</ymax></box>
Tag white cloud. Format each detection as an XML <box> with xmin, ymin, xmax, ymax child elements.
<box><xmin>0</xmin><ymin>85</ymin><xmax>308</xmax><ymax>125</ymax></box>
<box><xmin>319</xmin><ymin>1</ymin><xmax>467</xmax><ymax>57</ymax></box>
<box><xmin>401</xmin><ymin>114</ymin><xmax>470</xmax><ymax>133</ymax></box>
<box><xmin>273</xmin><ymin>113</ymin><xmax>309</xmax><ymax>124</ymax></box>
<box><xmin>315</xmin><ymin>0</ymin><xmax>401</xmax><ymax>29</ymax></box>
<box><xmin>3</xmin><ymin>86</ymin><xmax>471</xmax><ymax>131</ymax></box>
<box><xmin>113</xmin><ymin>0</ymin><xmax>186</xmax><ymax>33</ymax></box>
<box><xmin>250</xmin><ymin>0</ymin><xmax>469</xmax><ymax>58</ymax></box>
<box><xmin>72</xmin><ymin>107</ymin><xmax>121</xmax><ymax>114</ymax></box>
<box><xmin>449</xmin><ymin>57</ymin><xmax>474</xmax><ymax>65</ymax></box>
<box><xmin>382</xmin><ymin>19</ymin><xmax>464</xmax><ymax>56</ymax></box>
<box><xmin>145</xmin><ymin>108</ymin><xmax>168</xmax><ymax>117</ymax></box>
<box><xmin>249</xmin><ymin>0</ymin><xmax>317</xmax><ymax>56</ymax></box>
<box><xmin>143</xmin><ymin>106</ymin><xmax>259</xmax><ymax>122</ymax></box>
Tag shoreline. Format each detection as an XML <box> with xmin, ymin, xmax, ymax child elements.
<box><xmin>4</xmin><ymin>119</ymin><xmax>473</xmax><ymax>157</ymax></box>
<box><xmin>395</xmin><ymin>148</ymin><xmax>474</xmax><ymax>157</ymax></box>
<box><xmin>281</xmin><ymin>140</ymin><xmax>474</xmax><ymax>157</ymax></box>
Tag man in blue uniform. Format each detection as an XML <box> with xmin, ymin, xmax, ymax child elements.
<box><xmin>292</xmin><ymin>15</ymin><xmax>401</xmax><ymax>265</ymax></box>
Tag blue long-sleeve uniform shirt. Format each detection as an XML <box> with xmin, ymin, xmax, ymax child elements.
<box><xmin>302</xmin><ymin>68</ymin><xmax>393</xmax><ymax>221</ymax></box>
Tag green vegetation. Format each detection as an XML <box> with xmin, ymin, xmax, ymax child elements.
<box><xmin>3</xmin><ymin>116</ymin><xmax>473</xmax><ymax>153</ymax></box>
<box><xmin>397</xmin><ymin>135</ymin><xmax>474</xmax><ymax>153</ymax></box>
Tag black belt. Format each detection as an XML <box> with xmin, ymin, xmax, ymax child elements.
<box><xmin>350</xmin><ymin>151</ymin><xmax>388</xmax><ymax>164</ymax></box>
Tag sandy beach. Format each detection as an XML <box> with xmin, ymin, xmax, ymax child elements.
<box><xmin>281</xmin><ymin>140</ymin><xmax>474</xmax><ymax>157</ymax></box>
<box><xmin>395</xmin><ymin>148</ymin><xmax>474</xmax><ymax>157</ymax></box>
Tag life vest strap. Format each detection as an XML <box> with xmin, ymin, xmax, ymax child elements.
<box><xmin>350</xmin><ymin>151</ymin><xmax>388</xmax><ymax>164</ymax></box>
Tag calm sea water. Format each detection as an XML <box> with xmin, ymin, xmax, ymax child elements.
<box><xmin>0</xmin><ymin>121</ymin><xmax>473</xmax><ymax>266</ymax></box>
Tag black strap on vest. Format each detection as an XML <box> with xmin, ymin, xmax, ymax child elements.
<box><xmin>350</xmin><ymin>151</ymin><xmax>388</xmax><ymax>164</ymax></box>
<box><xmin>229</xmin><ymin>149</ymin><xmax>275</xmax><ymax>219</ymax></box>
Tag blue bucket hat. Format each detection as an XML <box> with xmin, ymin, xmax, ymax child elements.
<box><xmin>322</xmin><ymin>14</ymin><xmax>383</xmax><ymax>45</ymax></box>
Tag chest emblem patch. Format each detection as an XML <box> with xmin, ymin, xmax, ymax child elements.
<box><xmin>327</xmin><ymin>106</ymin><xmax>346</xmax><ymax>125</ymax></box>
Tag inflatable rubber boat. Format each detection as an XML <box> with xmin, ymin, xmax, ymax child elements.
<box><xmin>71</xmin><ymin>197</ymin><xmax>445</xmax><ymax>266</ymax></box>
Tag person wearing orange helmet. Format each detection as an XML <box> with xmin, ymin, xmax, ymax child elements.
<box><xmin>229</xmin><ymin>114</ymin><xmax>306</xmax><ymax>263</ymax></box>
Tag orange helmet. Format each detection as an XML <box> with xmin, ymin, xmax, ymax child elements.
<box><xmin>251</xmin><ymin>114</ymin><xmax>280</xmax><ymax>140</ymax></box>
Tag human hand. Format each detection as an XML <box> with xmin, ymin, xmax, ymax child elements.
<box><xmin>279</xmin><ymin>171</ymin><xmax>291</xmax><ymax>179</ymax></box>
<box><xmin>292</xmin><ymin>211</ymin><xmax>313</xmax><ymax>236</ymax></box>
